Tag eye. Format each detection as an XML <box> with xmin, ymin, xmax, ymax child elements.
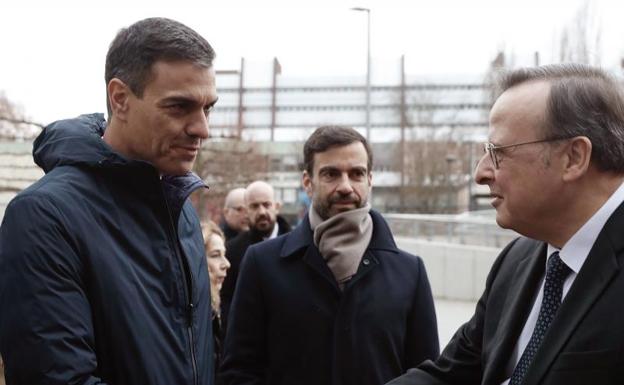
<box><xmin>351</xmin><ymin>169</ymin><xmax>366</xmax><ymax>178</ymax></box>
<box><xmin>166</xmin><ymin>103</ymin><xmax>188</xmax><ymax>115</ymax></box>
<box><xmin>203</xmin><ymin>104</ymin><xmax>215</xmax><ymax>117</ymax></box>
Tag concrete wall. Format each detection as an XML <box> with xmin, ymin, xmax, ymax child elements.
<box><xmin>396</xmin><ymin>237</ymin><xmax>504</xmax><ymax>301</ymax></box>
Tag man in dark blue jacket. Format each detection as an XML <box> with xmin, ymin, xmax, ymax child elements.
<box><xmin>221</xmin><ymin>126</ymin><xmax>439</xmax><ymax>385</ymax></box>
<box><xmin>0</xmin><ymin>18</ymin><xmax>218</xmax><ymax>385</ymax></box>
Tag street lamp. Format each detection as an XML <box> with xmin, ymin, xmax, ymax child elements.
<box><xmin>350</xmin><ymin>7</ymin><xmax>371</xmax><ymax>141</ymax></box>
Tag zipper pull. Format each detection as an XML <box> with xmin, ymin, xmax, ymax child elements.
<box><xmin>187</xmin><ymin>302</ymin><xmax>195</xmax><ymax>325</ymax></box>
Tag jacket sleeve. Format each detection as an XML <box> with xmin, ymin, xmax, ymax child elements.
<box><xmin>386</xmin><ymin>240</ymin><xmax>518</xmax><ymax>385</ymax></box>
<box><xmin>0</xmin><ymin>194</ymin><xmax>109</xmax><ymax>385</ymax></box>
<box><xmin>404</xmin><ymin>257</ymin><xmax>440</xmax><ymax>368</ymax></box>
<box><xmin>220</xmin><ymin>246</ymin><xmax>267</xmax><ymax>385</ymax></box>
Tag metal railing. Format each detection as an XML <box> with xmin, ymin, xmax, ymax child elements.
<box><xmin>384</xmin><ymin>211</ymin><xmax>518</xmax><ymax>248</ymax></box>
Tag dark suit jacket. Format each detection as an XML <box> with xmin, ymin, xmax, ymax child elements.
<box><xmin>221</xmin><ymin>215</ymin><xmax>292</xmax><ymax>329</ymax></box>
<box><xmin>221</xmin><ymin>210</ymin><xmax>439</xmax><ymax>385</ymax></box>
<box><xmin>387</xmin><ymin>203</ymin><xmax>624</xmax><ymax>385</ymax></box>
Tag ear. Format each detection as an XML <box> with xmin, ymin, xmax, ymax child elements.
<box><xmin>367</xmin><ymin>172</ymin><xmax>372</xmax><ymax>188</ymax></box>
<box><xmin>107</xmin><ymin>78</ymin><xmax>131</xmax><ymax>121</ymax></box>
<box><xmin>274</xmin><ymin>201</ymin><xmax>282</xmax><ymax>212</ymax></box>
<box><xmin>561</xmin><ymin>136</ymin><xmax>592</xmax><ymax>182</ymax></box>
<box><xmin>302</xmin><ymin>170</ymin><xmax>313</xmax><ymax>197</ymax></box>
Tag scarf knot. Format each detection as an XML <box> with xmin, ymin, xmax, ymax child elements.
<box><xmin>309</xmin><ymin>204</ymin><xmax>373</xmax><ymax>289</ymax></box>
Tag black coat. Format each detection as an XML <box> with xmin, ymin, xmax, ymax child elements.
<box><xmin>387</xmin><ymin>204</ymin><xmax>624</xmax><ymax>385</ymax></box>
<box><xmin>221</xmin><ymin>215</ymin><xmax>292</xmax><ymax>328</ymax></box>
<box><xmin>0</xmin><ymin>114</ymin><xmax>214</xmax><ymax>385</ymax></box>
<box><xmin>220</xmin><ymin>221</ymin><xmax>241</xmax><ymax>242</ymax></box>
<box><xmin>221</xmin><ymin>210</ymin><xmax>439</xmax><ymax>385</ymax></box>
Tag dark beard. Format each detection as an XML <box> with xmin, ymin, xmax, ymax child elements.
<box><xmin>251</xmin><ymin>222</ymin><xmax>275</xmax><ymax>238</ymax></box>
<box><xmin>314</xmin><ymin>195</ymin><xmax>363</xmax><ymax>220</ymax></box>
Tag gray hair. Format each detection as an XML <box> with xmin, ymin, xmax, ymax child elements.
<box><xmin>499</xmin><ymin>63</ymin><xmax>624</xmax><ymax>172</ymax></box>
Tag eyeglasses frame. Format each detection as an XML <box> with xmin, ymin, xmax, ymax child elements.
<box><xmin>483</xmin><ymin>137</ymin><xmax>572</xmax><ymax>169</ymax></box>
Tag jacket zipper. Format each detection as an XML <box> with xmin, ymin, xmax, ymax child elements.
<box><xmin>162</xmin><ymin>186</ymin><xmax>199</xmax><ymax>385</ymax></box>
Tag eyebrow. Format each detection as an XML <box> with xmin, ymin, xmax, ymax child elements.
<box><xmin>160</xmin><ymin>96</ymin><xmax>219</xmax><ymax>107</ymax></box>
<box><xmin>318</xmin><ymin>165</ymin><xmax>367</xmax><ymax>173</ymax></box>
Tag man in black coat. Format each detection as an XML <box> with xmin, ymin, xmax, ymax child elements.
<box><xmin>386</xmin><ymin>64</ymin><xmax>624</xmax><ymax>385</ymax></box>
<box><xmin>221</xmin><ymin>126</ymin><xmax>439</xmax><ymax>385</ymax></box>
<box><xmin>221</xmin><ymin>180</ymin><xmax>292</xmax><ymax>328</ymax></box>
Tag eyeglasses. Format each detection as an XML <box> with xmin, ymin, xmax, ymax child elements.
<box><xmin>227</xmin><ymin>205</ymin><xmax>246</xmax><ymax>213</ymax></box>
<box><xmin>483</xmin><ymin>137</ymin><xmax>570</xmax><ymax>169</ymax></box>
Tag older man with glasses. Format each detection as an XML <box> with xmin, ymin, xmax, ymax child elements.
<box><xmin>387</xmin><ymin>63</ymin><xmax>624</xmax><ymax>385</ymax></box>
<box><xmin>221</xmin><ymin>187</ymin><xmax>250</xmax><ymax>241</ymax></box>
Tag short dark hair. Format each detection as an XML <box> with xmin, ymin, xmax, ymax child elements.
<box><xmin>499</xmin><ymin>64</ymin><xmax>624</xmax><ymax>173</ymax></box>
<box><xmin>303</xmin><ymin>125</ymin><xmax>373</xmax><ymax>175</ymax></box>
<box><xmin>105</xmin><ymin>17</ymin><xmax>216</xmax><ymax>116</ymax></box>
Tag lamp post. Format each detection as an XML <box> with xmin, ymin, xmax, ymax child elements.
<box><xmin>350</xmin><ymin>7</ymin><xmax>371</xmax><ymax>141</ymax></box>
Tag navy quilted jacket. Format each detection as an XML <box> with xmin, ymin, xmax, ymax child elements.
<box><xmin>0</xmin><ymin>114</ymin><xmax>213</xmax><ymax>385</ymax></box>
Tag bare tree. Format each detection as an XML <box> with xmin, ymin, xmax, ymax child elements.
<box><xmin>557</xmin><ymin>0</ymin><xmax>601</xmax><ymax>65</ymax></box>
<box><xmin>191</xmin><ymin>138</ymin><xmax>269</xmax><ymax>223</ymax></box>
<box><xmin>0</xmin><ymin>91</ymin><xmax>42</xmax><ymax>140</ymax></box>
<box><xmin>397</xmin><ymin>85</ymin><xmax>477</xmax><ymax>213</ymax></box>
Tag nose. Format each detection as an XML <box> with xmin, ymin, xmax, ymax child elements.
<box><xmin>221</xmin><ymin>256</ymin><xmax>231</xmax><ymax>270</ymax></box>
<box><xmin>187</xmin><ymin>109</ymin><xmax>210</xmax><ymax>140</ymax></box>
<box><xmin>474</xmin><ymin>152</ymin><xmax>494</xmax><ymax>185</ymax></box>
<box><xmin>336</xmin><ymin>173</ymin><xmax>354</xmax><ymax>194</ymax></box>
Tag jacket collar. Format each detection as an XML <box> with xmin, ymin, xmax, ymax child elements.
<box><xmin>35</xmin><ymin>113</ymin><xmax>207</xmax><ymax>218</ymax></box>
<box><xmin>280</xmin><ymin>209</ymin><xmax>398</xmax><ymax>258</ymax></box>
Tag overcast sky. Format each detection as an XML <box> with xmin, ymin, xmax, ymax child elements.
<box><xmin>1</xmin><ymin>0</ymin><xmax>622</xmax><ymax>124</ymax></box>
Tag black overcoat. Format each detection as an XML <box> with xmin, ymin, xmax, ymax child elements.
<box><xmin>221</xmin><ymin>210</ymin><xmax>439</xmax><ymax>385</ymax></box>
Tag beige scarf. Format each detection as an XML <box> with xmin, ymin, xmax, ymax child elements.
<box><xmin>309</xmin><ymin>203</ymin><xmax>373</xmax><ymax>289</ymax></box>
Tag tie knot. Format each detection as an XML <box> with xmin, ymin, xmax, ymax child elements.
<box><xmin>546</xmin><ymin>251</ymin><xmax>571</xmax><ymax>283</ymax></box>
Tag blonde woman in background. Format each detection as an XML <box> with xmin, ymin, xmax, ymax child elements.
<box><xmin>202</xmin><ymin>220</ymin><xmax>231</xmax><ymax>385</ymax></box>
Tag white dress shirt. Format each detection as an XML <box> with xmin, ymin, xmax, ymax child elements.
<box><xmin>500</xmin><ymin>181</ymin><xmax>624</xmax><ymax>384</ymax></box>
<box><xmin>267</xmin><ymin>222</ymin><xmax>279</xmax><ymax>240</ymax></box>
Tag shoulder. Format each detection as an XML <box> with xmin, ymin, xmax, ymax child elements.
<box><xmin>5</xmin><ymin>171</ymin><xmax>81</xmax><ymax>221</ymax></box>
<box><xmin>246</xmin><ymin>232</ymin><xmax>290</xmax><ymax>258</ymax></box>
<box><xmin>375</xmin><ymin>246</ymin><xmax>426</xmax><ymax>276</ymax></box>
<box><xmin>226</xmin><ymin>231</ymin><xmax>252</xmax><ymax>251</ymax></box>
<box><xmin>16</xmin><ymin>166</ymin><xmax>100</xmax><ymax>211</ymax></box>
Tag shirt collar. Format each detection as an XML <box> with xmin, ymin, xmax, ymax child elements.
<box><xmin>548</xmin><ymin>180</ymin><xmax>624</xmax><ymax>274</ymax></box>
<box><xmin>266</xmin><ymin>222</ymin><xmax>279</xmax><ymax>240</ymax></box>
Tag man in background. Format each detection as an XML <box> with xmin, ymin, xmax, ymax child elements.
<box><xmin>222</xmin><ymin>126</ymin><xmax>439</xmax><ymax>385</ymax></box>
<box><xmin>220</xmin><ymin>187</ymin><xmax>249</xmax><ymax>241</ymax></box>
<box><xmin>220</xmin><ymin>180</ymin><xmax>292</xmax><ymax>328</ymax></box>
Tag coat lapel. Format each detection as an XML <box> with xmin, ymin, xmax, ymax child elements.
<box><xmin>302</xmin><ymin>245</ymin><xmax>342</xmax><ymax>294</ymax></box>
<box><xmin>483</xmin><ymin>242</ymin><xmax>547</xmax><ymax>385</ymax></box>
<box><xmin>522</xmin><ymin>218</ymin><xmax>621</xmax><ymax>385</ymax></box>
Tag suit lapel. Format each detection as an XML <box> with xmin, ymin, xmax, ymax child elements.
<box><xmin>484</xmin><ymin>243</ymin><xmax>547</xmax><ymax>385</ymax></box>
<box><xmin>522</xmin><ymin>227</ymin><xmax>619</xmax><ymax>385</ymax></box>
